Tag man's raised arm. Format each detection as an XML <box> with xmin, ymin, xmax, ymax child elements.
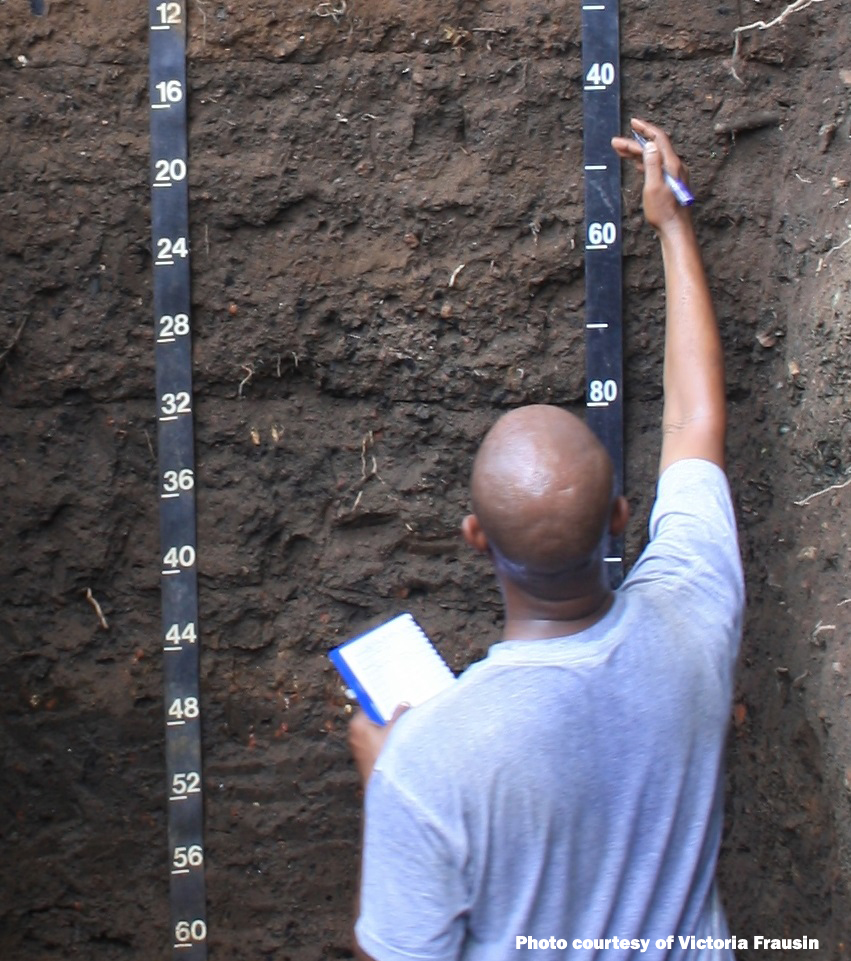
<box><xmin>612</xmin><ymin>118</ymin><xmax>726</xmax><ymax>473</ymax></box>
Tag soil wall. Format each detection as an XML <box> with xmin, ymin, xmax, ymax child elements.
<box><xmin>1</xmin><ymin>1</ymin><xmax>850</xmax><ymax>958</ymax></box>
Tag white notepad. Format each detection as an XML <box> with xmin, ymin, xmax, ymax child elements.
<box><xmin>329</xmin><ymin>613</ymin><xmax>456</xmax><ymax>724</ymax></box>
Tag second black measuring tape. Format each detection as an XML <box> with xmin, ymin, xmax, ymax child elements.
<box><xmin>581</xmin><ymin>0</ymin><xmax>624</xmax><ymax>587</ymax></box>
<box><xmin>148</xmin><ymin>2</ymin><xmax>208</xmax><ymax>958</ymax></box>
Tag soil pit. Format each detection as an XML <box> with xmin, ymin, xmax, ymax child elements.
<box><xmin>1</xmin><ymin>1</ymin><xmax>851</xmax><ymax>958</ymax></box>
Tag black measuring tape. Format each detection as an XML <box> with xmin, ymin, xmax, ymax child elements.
<box><xmin>149</xmin><ymin>2</ymin><xmax>208</xmax><ymax>957</ymax></box>
<box><xmin>581</xmin><ymin>0</ymin><xmax>624</xmax><ymax>587</ymax></box>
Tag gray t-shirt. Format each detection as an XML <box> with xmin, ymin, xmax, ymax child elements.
<box><xmin>356</xmin><ymin>459</ymin><xmax>745</xmax><ymax>961</ymax></box>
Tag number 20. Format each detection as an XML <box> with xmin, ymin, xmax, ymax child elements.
<box><xmin>154</xmin><ymin>159</ymin><xmax>186</xmax><ymax>183</ymax></box>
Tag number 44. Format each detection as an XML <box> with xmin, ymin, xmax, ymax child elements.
<box><xmin>165</xmin><ymin>623</ymin><xmax>197</xmax><ymax>645</ymax></box>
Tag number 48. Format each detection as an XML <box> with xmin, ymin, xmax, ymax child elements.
<box><xmin>168</xmin><ymin>697</ymin><xmax>199</xmax><ymax>720</ymax></box>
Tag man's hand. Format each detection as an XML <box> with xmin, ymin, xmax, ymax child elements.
<box><xmin>611</xmin><ymin>118</ymin><xmax>690</xmax><ymax>234</ymax></box>
<box><xmin>348</xmin><ymin>704</ymin><xmax>409</xmax><ymax>785</ymax></box>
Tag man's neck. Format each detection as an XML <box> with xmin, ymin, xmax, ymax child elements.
<box><xmin>500</xmin><ymin>581</ymin><xmax>615</xmax><ymax>641</ymax></box>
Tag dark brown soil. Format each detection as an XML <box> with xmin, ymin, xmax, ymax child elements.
<box><xmin>1</xmin><ymin>0</ymin><xmax>850</xmax><ymax>958</ymax></box>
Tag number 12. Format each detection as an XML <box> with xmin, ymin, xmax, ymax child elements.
<box><xmin>156</xmin><ymin>2</ymin><xmax>182</xmax><ymax>25</ymax></box>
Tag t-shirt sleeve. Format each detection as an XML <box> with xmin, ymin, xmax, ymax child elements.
<box><xmin>624</xmin><ymin>458</ymin><xmax>745</xmax><ymax>660</ymax></box>
<box><xmin>355</xmin><ymin>765</ymin><xmax>467</xmax><ymax>961</ymax></box>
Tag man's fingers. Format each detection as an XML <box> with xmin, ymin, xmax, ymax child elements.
<box><xmin>630</xmin><ymin>116</ymin><xmax>655</xmax><ymax>137</ymax></box>
<box><xmin>630</xmin><ymin>117</ymin><xmax>686</xmax><ymax>182</ymax></box>
<box><xmin>641</xmin><ymin>140</ymin><xmax>665</xmax><ymax>190</ymax></box>
<box><xmin>390</xmin><ymin>702</ymin><xmax>411</xmax><ymax>724</ymax></box>
<box><xmin>611</xmin><ymin>137</ymin><xmax>645</xmax><ymax>175</ymax></box>
<box><xmin>349</xmin><ymin>703</ymin><xmax>408</xmax><ymax>737</ymax></box>
<box><xmin>630</xmin><ymin>116</ymin><xmax>670</xmax><ymax>146</ymax></box>
<box><xmin>611</xmin><ymin>136</ymin><xmax>641</xmax><ymax>155</ymax></box>
<box><xmin>348</xmin><ymin>709</ymin><xmax>372</xmax><ymax>737</ymax></box>
<box><xmin>611</xmin><ymin>136</ymin><xmax>642</xmax><ymax>160</ymax></box>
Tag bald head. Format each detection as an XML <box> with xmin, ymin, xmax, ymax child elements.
<box><xmin>469</xmin><ymin>406</ymin><xmax>615</xmax><ymax>596</ymax></box>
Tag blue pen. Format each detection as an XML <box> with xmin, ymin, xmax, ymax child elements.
<box><xmin>632</xmin><ymin>131</ymin><xmax>694</xmax><ymax>207</ymax></box>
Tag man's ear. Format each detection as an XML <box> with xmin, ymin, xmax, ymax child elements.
<box><xmin>609</xmin><ymin>495</ymin><xmax>629</xmax><ymax>537</ymax></box>
<box><xmin>461</xmin><ymin>514</ymin><xmax>489</xmax><ymax>553</ymax></box>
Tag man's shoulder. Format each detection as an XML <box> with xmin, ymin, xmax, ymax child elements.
<box><xmin>623</xmin><ymin>457</ymin><xmax>744</xmax><ymax>661</ymax></box>
<box><xmin>645</xmin><ymin>457</ymin><xmax>739</xmax><ymax>553</ymax></box>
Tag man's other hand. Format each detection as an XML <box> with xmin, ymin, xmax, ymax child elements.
<box><xmin>348</xmin><ymin>704</ymin><xmax>409</xmax><ymax>785</ymax></box>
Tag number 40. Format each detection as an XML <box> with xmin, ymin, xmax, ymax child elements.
<box><xmin>586</xmin><ymin>62</ymin><xmax>615</xmax><ymax>86</ymax></box>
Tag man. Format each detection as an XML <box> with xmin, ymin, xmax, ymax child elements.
<box><xmin>348</xmin><ymin>118</ymin><xmax>745</xmax><ymax>960</ymax></box>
